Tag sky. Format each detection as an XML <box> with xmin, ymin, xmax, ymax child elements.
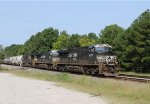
<box><xmin>0</xmin><ymin>0</ymin><xmax>149</xmax><ymax>47</ymax></box>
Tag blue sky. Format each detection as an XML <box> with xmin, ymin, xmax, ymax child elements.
<box><xmin>0</xmin><ymin>1</ymin><xmax>149</xmax><ymax>47</ymax></box>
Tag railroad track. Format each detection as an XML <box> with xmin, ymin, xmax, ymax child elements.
<box><xmin>1</xmin><ymin>64</ymin><xmax>150</xmax><ymax>83</ymax></box>
<box><xmin>114</xmin><ymin>74</ymin><xmax>150</xmax><ymax>83</ymax></box>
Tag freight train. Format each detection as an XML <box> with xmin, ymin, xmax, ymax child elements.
<box><xmin>2</xmin><ymin>44</ymin><xmax>119</xmax><ymax>76</ymax></box>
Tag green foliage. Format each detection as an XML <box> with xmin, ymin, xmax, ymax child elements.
<box><xmin>88</xmin><ymin>32</ymin><xmax>98</xmax><ymax>40</ymax></box>
<box><xmin>53</xmin><ymin>31</ymin><xmax>70</xmax><ymax>49</ymax></box>
<box><xmin>67</xmin><ymin>34</ymin><xmax>81</xmax><ymax>48</ymax></box>
<box><xmin>99</xmin><ymin>24</ymin><xmax>124</xmax><ymax>46</ymax></box>
<box><xmin>141</xmin><ymin>57</ymin><xmax>150</xmax><ymax>72</ymax></box>
<box><xmin>21</xmin><ymin>27</ymin><xmax>59</xmax><ymax>54</ymax></box>
<box><xmin>79</xmin><ymin>35</ymin><xmax>96</xmax><ymax>46</ymax></box>
<box><xmin>122</xmin><ymin>9</ymin><xmax>150</xmax><ymax>72</ymax></box>
<box><xmin>3</xmin><ymin>44</ymin><xmax>23</xmax><ymax>57</ymax></box>
<box><xmin>0</xmin><ymin>45</ymin><xmax>4</xmax><ymax>61</ymax></box>
<box><xmin>53</xmin><ymin>32</ymin><xmax>97</xmax><ymax>49</ymax></box>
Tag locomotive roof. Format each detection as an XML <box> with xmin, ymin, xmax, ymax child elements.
<box><xmin>32</xmin><ymin>51</ymin><xmax>50</xmax><ymax>56</ymax></box>
<box><xmin>58</xmin><ymin>44</ymin><xmax>112</xmax><ymax>53</ymax></box>
<box><xmin>57</xmin><ymin>49</ymin><xmax>68</xmax><ymax>53</ymax></box>
<box><xmin>30</xmin><ymin>44</ymin><xmax>112</xmax><ymax>55</ymax></box>
<box><xmin>89</xmin><ymin>44</ymin><xmax>112</xmax><ymax>48</ymax></box>
<box><xmin>31</xmin><ymin>50</ymin><xmax>60</xmax><ymax>56</ymax></box>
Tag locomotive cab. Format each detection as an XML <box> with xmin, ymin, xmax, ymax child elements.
<box><xmin>92</xmin><ymin>44</ymin><xmax>119</xmax><ymax>75</ymax></box>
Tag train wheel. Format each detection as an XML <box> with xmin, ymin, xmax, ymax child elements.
<box><xmin>80</xmin><ymin>66</ymin><xmax>85</xmax><ymax>74</ymax></box>
<box><xmin>84</xmin><ymin>68</ymin><xmax>91</xmax><ymax>75</ymax></box>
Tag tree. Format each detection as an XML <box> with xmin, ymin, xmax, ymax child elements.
<box><xmin>0</xmin><ymin>45</ymin><xmax>4</xmax><ymax>61</ymax></box>
<box><xmin>68</xmin><ymin>34</ymin><xmax>81</xmax><ymax>48</ymax></box>
<box><xmin>3</xmin><ymin>44</ymin><xmax>23</xmax><ymax>57</ymax></box>
<box><xmin>79</xmin><ymin>35</ymin><xmax>96</xmax><ymax>46</ymax></box>
<box><xmin>122</xmin><ymin>9</ymin><xmax>150</xmax><ymax>72</ymax></box>
<box><xmin>21</xmin><ymin>27</ymin><xmax>59</xmax><ymax>54</ymax></box>
<box><xmin>0</xmin><ymin>45</ymin><xmax>4</xmax><ymax>52</ymax></box>
<box><xmin>99</xmin><ymin>24</ymin><xmax>124</xmax><ymax>47</ymax></box>
<box><xmin>88</xmin><ymin>32</ymin><xmax>98</xmax><ymax>40</ymax></box>
<box><xmin>40</xmin><ymin>27</ymin><xmax>59</xmax><ymax>50</ymax></box>
<box><xmin>53</xmin><ymin>31</ymin><xmax>70</xmax><ymax>49</ymax></box>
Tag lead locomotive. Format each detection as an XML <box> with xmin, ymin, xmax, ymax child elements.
<box><xmin>57</xmin><ymin>44</ymin><xmax>119</xmax><ymax>76</ymax></box>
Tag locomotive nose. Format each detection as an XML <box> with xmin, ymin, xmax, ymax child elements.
<box><xmin>106</xmin><ymin>56</ymin><xmax>111</xmax><ymax>60</ymax></box>
<box><xmin>106</xmin><ymin>56</ymin><xmax>111</xmax><ymax>64</ymax></box>
<box><xmin>106</xmin><ymin>55</ymin><xmax>117</xmax><ymax>64</ymax></box>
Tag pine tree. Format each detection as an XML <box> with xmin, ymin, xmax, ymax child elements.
<box><xmin>122</xmin><ymin>9</ymin><xmax>150</xmax><ymax>72</ymax></box>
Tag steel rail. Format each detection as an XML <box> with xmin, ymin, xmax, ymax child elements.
<box><xmin>115</xmin><ymin>75</ymin><xmax>150</xmax><ymax>83</ymax></box>
<box><xmin>1</xmin><ymin>64</ymin><xmax>150</xmax><ymax>83</ymax></box>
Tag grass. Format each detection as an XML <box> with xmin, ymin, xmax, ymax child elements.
<box><xmin>1</xmin><ymin>67</ymin><xmax>150</xmax><ymax>104</ymax></box>
<box><xmin>0</xmin><ymin>67</ymin><xmax>9</xmax><ymax>72</ymax></box>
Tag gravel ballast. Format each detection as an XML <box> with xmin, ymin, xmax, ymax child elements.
<box><xmin>0</xmin><ymin>73</ymin><xmax>106</xmax><ymax>104</ymax></box>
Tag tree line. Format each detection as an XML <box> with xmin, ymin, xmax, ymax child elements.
<box><xmin>0</xmin><ymin>9</ymin><xmax>150</xmax><ymax>73</ymax></box>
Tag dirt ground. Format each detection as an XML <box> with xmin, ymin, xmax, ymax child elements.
<box><xmin>0</xmin><ymin>73</ymin><xmax>106</xmax><ymax>104</ymax></box>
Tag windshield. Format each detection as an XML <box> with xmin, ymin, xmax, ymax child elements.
<box><xmin>95</xmin><ymin>47</ymin><xmax>112</xmax><ymax>53</ymax></box>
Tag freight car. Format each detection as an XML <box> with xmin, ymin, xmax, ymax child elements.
<box><xmin>3</xmin><ymin>44</ymin><xmax>119</xmax><ymax>76</ymax></box>
<box><xmin>2</xmin><ymin>58</ymin><xmax>12</xmax><ymax>65</ymax></box>
<box><xmin>2</xmin><ymin>55</ymin><xmax>23</xmax><ymax>66</ymax></box>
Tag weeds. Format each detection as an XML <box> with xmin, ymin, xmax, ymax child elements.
<box><xmin>1</xmin><ymin>68</ymin><xmax>150</xmax><ymax>104</ymax></box>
